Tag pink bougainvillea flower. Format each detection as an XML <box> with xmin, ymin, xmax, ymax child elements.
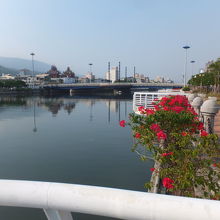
<box><xmin>138</xmin><ymin>106</ymin><xmax>146</xmax><ymax>114</ymax></box>
<box><xmin>150</xmin><ymin>123</ymin><xmax>161</xmax><ymax>132</ymax></box>
<box><xmin>163</xmin><ymin>106</ymin><xmax>169</xmax><ymax>111</ymax></box>
<box><xmin>157</xmin><ymin>131</ymin><xmax>167</xmax><ymax>140</ymax></box>
<box><xmin>162</xmin><ymin>177</ymin><xmax>174</xmax><ymax>189</ymax></box>
<box><xmin>119</xmin><ymin>120</ymin><xmax>126</xmax><ymax>127</ymax></box>
<box><xmin>138</xmin><ymin>106</ymin><xmax>144</xmax><ymax>111</ymax></box>
<box><xmin>162</xmin><ymin>152</ymin><xmax>174</xmax><ymax>157</ymax></box>
<box><xmin>171</xmin><ymin>106</ymin><xmax>185</xmax><ymax>113</ymax></box>
<box><xmin>146</xmin><ymin>109</ymin><xmax>155</xmax><ymax>115</ymax></box>
<box><xmin>197</xmin><ymin>122</ymin><xmax>204</xmax><ymax>130</ymax></box>
<box><xmin>135</xmin><ymin>132</ymin><xmax>141</xmax><ymax>139</ymax></box>
<box><xmin>150</xmin><ymin>168</ymin><xmax>155</xmax><ymax>172</ymax></box>
<box><xmin>201</xmin><ymin>130</ymin><xmax>208</xmax><ymax>137</ymax></box>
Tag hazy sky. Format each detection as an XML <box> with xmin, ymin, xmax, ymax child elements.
<box><xmin>1</xmin><ymin>0</ymin><xmax>220</xmax><ymax>82</ymax></box>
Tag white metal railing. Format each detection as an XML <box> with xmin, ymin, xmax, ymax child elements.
<box><xmin>133</xmin><ymin>91</ymin><xmax>185</xmax><ymax>113</ymax></box>
<box><xmin>0</xmin><ymin>180</ymin><xmax>219</xmax><ymax>220</ymax></box>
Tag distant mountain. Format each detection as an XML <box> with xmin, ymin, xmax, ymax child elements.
<box><xmin>0</xmin><ymin>65</ymin><xmax>18</xmax><ymax>75</ymax></box>
<box><xmin>0</xmin><ymin>57</ymin><xmax>51</xmax><ymax>73</ymax></box>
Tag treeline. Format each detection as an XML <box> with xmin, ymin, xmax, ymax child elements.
<box><xmin>188</xmin><ymin>58</ymin><xmax>220</xmax><ymax>87</ymax></box>
<box><xmin>0</xmin><ymin>80</ymin><xmax>27</xmax><ymax>88</ymax></box>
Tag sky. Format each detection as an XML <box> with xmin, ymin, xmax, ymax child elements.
<box><xmin>1</xmin><ymin>0</ymin><xmax>220</xmax><ymax>82</ymax></box>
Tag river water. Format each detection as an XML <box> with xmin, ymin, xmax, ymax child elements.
<box><xmin>0</xmin><ymin>94</ymin><xmax>153</xmax><ymax>220</ymax></box>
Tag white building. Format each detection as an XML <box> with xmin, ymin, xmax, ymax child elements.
<box><xmin>105</xmin><ymin>67</ymin><xmax>119</xmax><ymax>83</ymax></box>
<box><xmin>62</xmin><ymin>77</ymin><xmax>76</xmax><ymax>84</ymax></box>
<box><xmin>0</xmin><ymin>74</ymin><xmax>15</xmax><ymax>80</ymax></box>
<box><xmin>85</xmin><ymin>72</ymin><xmax>95</xmax><ymax>81</ymax></box>
<box><xmin>155</xmin><ymin>76</ymin><xmax>165</xmax><ymax>83</ymax></box>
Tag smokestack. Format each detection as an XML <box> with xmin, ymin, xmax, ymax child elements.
<box><xmin>118</xmin><ymin>61</ymin><xmax>121</xmax><ymax>82</ymax></box>
<box><xmin>108</xmin><ymin>62</ymin><xmax>110</xmax><ymax>82</ymax></box>
<box><xmin>133</xmin><ymin>66</ymin><xmax>136</xmax><ymax>82</ymax></box>
<box><xmin>125</xmin><ymin>66</ymin><xmax>127</xmax><ymax>81</ymax></box>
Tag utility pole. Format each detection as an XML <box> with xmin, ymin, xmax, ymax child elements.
<box><xmin>30</xmin><ymin>53</ymin><xmax>35</xmax><ymax>88</ymax></box>
<box><xmin>183</xmin><ymin>45</ymin><xmax>190</xmax><ymax>87</ymax></box>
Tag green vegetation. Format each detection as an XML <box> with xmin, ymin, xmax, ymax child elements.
<box><xmin>126</xmin><ymin>95</ymin><xmax>220</xmax><ymax>198</ymax></box>
<box><xmin>188</xmin><ymin>58</ymin><xmax>220</xmax><ymax>87</ymax></box>
<box><xmin>0</xmin><ymin>80</ymin><xmax>27</xmax><ymax>88</ymax></box>
<box><xmin>182</xmin><ymin>86</ymin><xmax>190</xmax><ymax>91</ymax></box>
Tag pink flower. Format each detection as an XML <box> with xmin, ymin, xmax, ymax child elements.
<box><xmin>150</xmin><ymin>123</ymin><xmax>161</xmax><ymax>132</ymax></box>
<box><xmin>181</xmin><ymin>132</ymin><xmax>188</xmax><ymax>136</ymax></box>
<box><xmin>138</xmin><ymin>106</ymin><xmax>145</xmax><ymax>114</ymax></box>
<box><xmin>150</xmin><ymin>168</ymin><xmax>155</xmax><ymax>172</ymax></box>
<box><xmin>201</xmin><ymin>130</ymin><xmax>208</xmax><ymax>137</ymax></box>
<box><xmin>171</xmin><ymin>106</ymin><xmax>184</xmax><ymax>113</ymax></box>
<box><xmin>146</xmin><ymin>109</ymin><xmax>155</xmax><ymax>115</ymax></box>
<box><xmin>213</xmin><ymin>163</ymin><xmax>217</xmax><ymax>167</ymax></box>
<box><xmin>119</xmin><ymin>120</ymin><xmax>126</xmax><ymax>127</ymax></box>
<box><xmin>162</xmin><ymin>152</ymin><xmax>174</xmax><ymax>157</ymax></box>
<box><xmin>135</xmin><ymin>133</ymin><xmax>141</xmax><ymax>139</ymax></box>
<box><xmin>162</xmin><ymin>177</ymin><xmax>174</xmax><ymax>189</ymax></box>
<box><xmin>157</xmin><ymin>131</ymin><xmax>167</xmax><ymax>140</ymax></box>
<box><xmin>198</xmin><ymin>122</ymin><xmax>204</xmax><ymax>130</ymax></box>
<box><xmin>163</xmin><ymin>106</ymin><xmax>169</xmax><ymax>111</ymax></box>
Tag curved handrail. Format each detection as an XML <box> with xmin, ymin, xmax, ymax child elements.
<box><xmin>0</xmin><ymin>180</ymin><xmax>219</xmax><ymax>220</ymax></box>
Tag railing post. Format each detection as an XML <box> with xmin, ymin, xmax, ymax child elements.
<box><xmin>44</xmin><ymin>209</ymin><xmax>73</xmax><ymax>220</ymax></box>
<box><xmin>191</xmin><ymin>97</ymin><xmax>203</xmax><ymax>117</ymax></box>
<box><xmin>200</xmin><ymin>98</ymin><xmax>218</xmax><ymax>134</ymax></box>
<box><xmin>188</xmin><ymin>93</ymin><xmax>197</xmax><ymax>105</ymax></box>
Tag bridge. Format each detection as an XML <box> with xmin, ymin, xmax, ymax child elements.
<box><xmin>43</xmin><ymin>82</ymin><xmax>183</xmax><ymax>93</ymax></box>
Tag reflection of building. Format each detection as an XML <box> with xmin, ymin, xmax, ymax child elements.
<box><xmin>63</xmin><ymin>103</ymin><xmax>76</xmax><ymax>115</ymax></box>
<box><xmin>105</xmin><ymin>100</ymin><xmax>119</xmax><ymax>113</ymax></box>
<box><xmin>105</xmin><ymin>67</ymin><xmax>119</xmax><ymax>83</ymax></box>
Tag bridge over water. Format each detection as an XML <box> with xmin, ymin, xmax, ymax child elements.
<box><xmin>43</xmin><ymin>82</ymin><xmax>183</xmax><ymax>93</ymax></box>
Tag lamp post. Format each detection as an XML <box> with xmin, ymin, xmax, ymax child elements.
<box><xmin>30</xmin><ymin>52</ymin><xmax>35</xmax><ymax>88</ymax></box>
<box><xmin>89</xmin><ymin>63</ymin><xmax>93</xmax><ymax>83</ymax></box>
<box><xmin>182</xmin><ymin>46</ymin><xmax>190</xmax><ymax>87</ymax></box>
<box><xmin>190</xmin><ymin>60</ymin><xmax>195</xmax><ymax>76</ymax></box>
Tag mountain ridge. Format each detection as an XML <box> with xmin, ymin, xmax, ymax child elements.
<box><xmin>0</xmin><ymin>56</ymin><xmax>51</xmax><ymax>73</ymax></box>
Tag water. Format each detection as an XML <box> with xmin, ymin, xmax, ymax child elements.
<box><xmin>0</xmin><ymin>95</ymin><xmax>153</xmax><ymax>220</ymax></box>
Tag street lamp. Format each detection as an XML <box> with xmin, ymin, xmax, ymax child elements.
<box><xmin>182</xmin><ymin>45</ymin><xmax>190</xmax><ymax>87</ymax></box>
<box><xmin>190</xmin><ymin>60</ymin><xmax>195</xmax><ymax>77</ymax></box>
<box><xmin>89</xmin><ymin>63</ymin><xmax>93</xmax><ymax>83</ymax></box>
<box><xmin>30</xmin><ymin>53</ymin><xmax>35</xmax><ymax>88</ymax></box>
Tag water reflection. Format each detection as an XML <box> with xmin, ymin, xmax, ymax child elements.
<box><xmin>0</xmin><ymin>94</ymin><xmax>152</xmax><ymax>220</ymax></box>
<box><xmin>0</xmin><ymin>94</ymin><xmax>131</xmax><ymax>123</ymax></box>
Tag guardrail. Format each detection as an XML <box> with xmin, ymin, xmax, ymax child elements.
<box><xmin>0</xmin><ymin>180</ymin><xmax>219</xmax><ymax>220</ymax></box>
<box><xmin>133</xmin><ymin>91</ymin><xmax>185</xmax><ymax>112</ymax></box>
